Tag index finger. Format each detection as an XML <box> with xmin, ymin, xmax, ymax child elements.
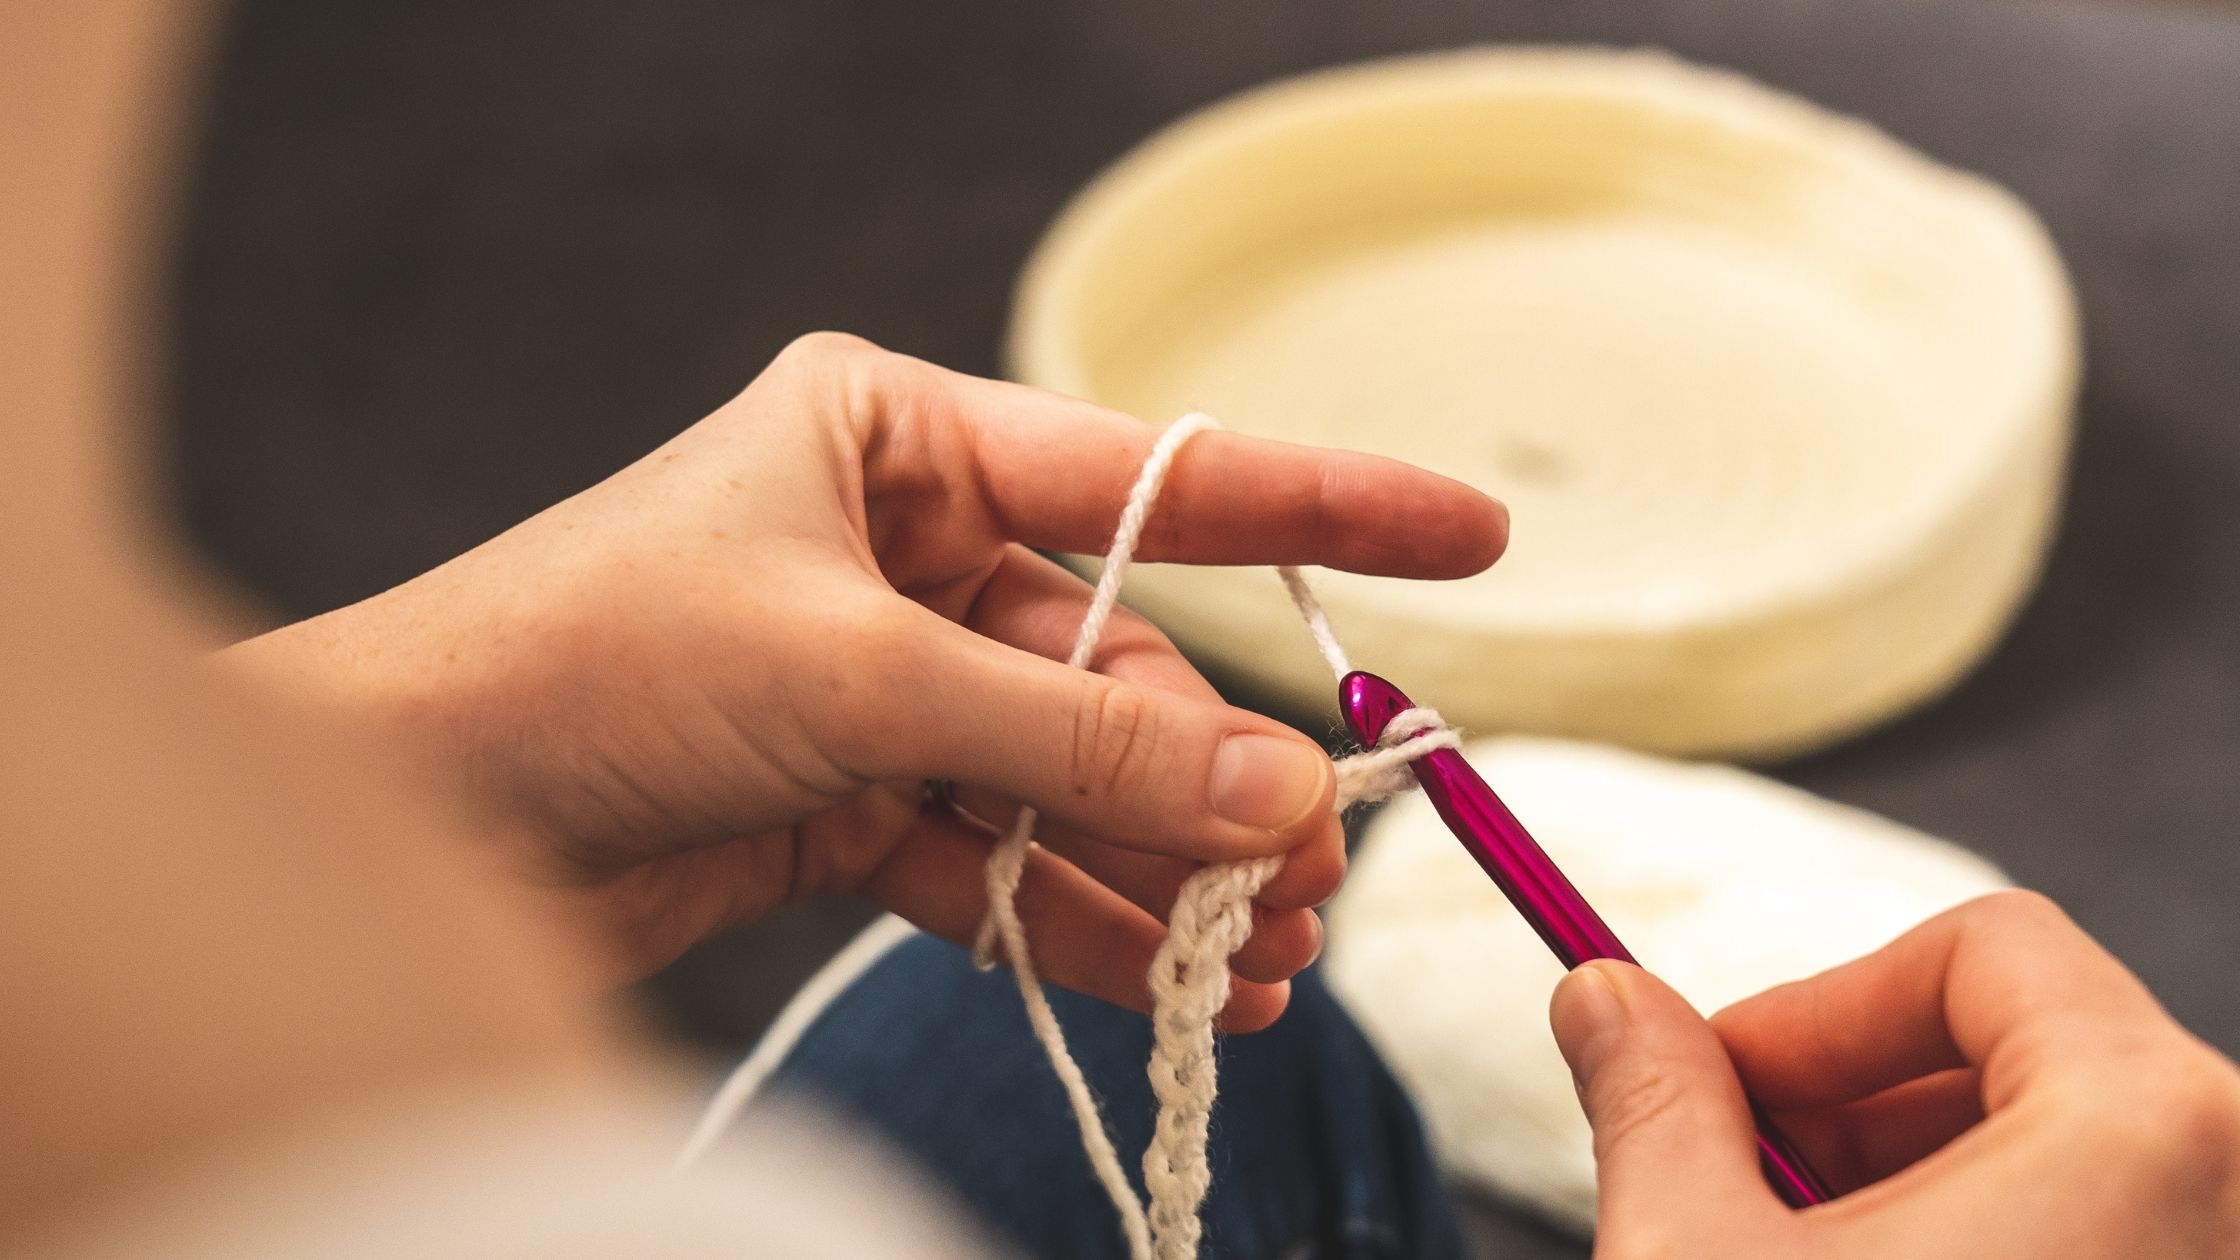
<box><xmin>1711</xmin><ymin>891</ymin><xmax>2171</xmax><ymax>1113</ymax></box>
<box><xmin>875</xmin><ymin>351</ymin><xmax>1510</xmax><ymax>579</ymax></box>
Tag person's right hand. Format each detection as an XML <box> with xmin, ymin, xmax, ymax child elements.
<box><xmin>1549</xmin><ymin>890</ymin><xmax>2240</xmax><ymax>1258</ymax></box>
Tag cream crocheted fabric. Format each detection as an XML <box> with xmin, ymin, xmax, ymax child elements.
<box><xmin>1010</xmin><ymin>48</ymin><xmax>2077</xmax><ymax>759</ymax></box>
<box><xmin>1327</xmin><ymin>736</ymin><xmax>2009</xmax><ymax>1233</ymax></box>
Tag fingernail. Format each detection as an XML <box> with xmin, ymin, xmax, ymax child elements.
<box><xmin>1209</xmin><ymin>734</ymin><xmax>1332</xmax><ymax>832</ymax></box>
<box><xmin>1550</xmin><ymin>963</ymin><xmax>1628</xmax><ymax>1087</ymax></box>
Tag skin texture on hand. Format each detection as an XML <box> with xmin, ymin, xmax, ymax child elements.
<box><xmin>232</xmin><ymin>332</ymin><xmax>1510</xmax><ymax>1027</ymax></box>
<box><xmin>1549</xmin><ymin>890</ymin><xmax>2240</xmax><ymax>1259</ymax></box>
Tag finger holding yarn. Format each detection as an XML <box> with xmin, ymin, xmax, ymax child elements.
<box><xmin>674</xmin><ymin>412</ymin><xmax>1463</xmax><ymax>1260</ymax></box>
<box><xmin>964</xmin><ymin>414</ymin><xmax>1459</xmax><ymax>1260</ymax></box>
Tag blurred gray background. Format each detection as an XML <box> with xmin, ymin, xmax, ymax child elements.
<box><xmin>166</xmin><ymin>1</ymin><xmax>2240</xmax><ymax>1253</ymax></box>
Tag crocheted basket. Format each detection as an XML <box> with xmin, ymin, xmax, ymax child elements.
<box><xmin>1008</xmin><ymin>48</ymin><xmax>2078</xmax><ymax>759</ymax></box>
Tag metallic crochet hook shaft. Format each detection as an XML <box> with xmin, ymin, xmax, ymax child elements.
<box><xmin>1339</xmin><ymin>670</ymin><xmax>1833</xmax><ymax>1210</ymax></box>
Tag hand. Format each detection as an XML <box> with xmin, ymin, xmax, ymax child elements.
<box><xmin>1549</xmin><ymin>890</ymin><xmax>2240</xmax><ymax>1258</ymax></box>
<box><xmin>233</xmin><ymin>333</ymin><xmax>1507</xmax><ymax>1026</ymax></box>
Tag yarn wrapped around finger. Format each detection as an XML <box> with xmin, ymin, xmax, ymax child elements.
<box><xmin>671</xmin><ymin>413</ymin><xmax>1455</xmax><ymax>1260</ymax></box>
<box><xmin>969</xmin><ymin>413</ymin><xmax>1458</xmax><ymax>1260</ymax></box>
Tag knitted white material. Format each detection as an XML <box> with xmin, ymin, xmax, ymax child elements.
<box><xmin>1326</xmin><ymin>736</ymin><xmax>2010</xmax><ymax>1233</ymax></box>
<box><xmin>969</xmin><ymin>413</ymin><xmax>1456</xmax><ymax>1260</ymax></box>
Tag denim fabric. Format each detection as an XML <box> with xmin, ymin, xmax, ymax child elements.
<box><xmin>756</xmin><ymin>934</ymin><xmax>1466</xmax><ymax>1259</ymax></box>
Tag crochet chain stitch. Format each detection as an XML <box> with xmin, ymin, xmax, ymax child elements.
<box><xmin>973</xmin><ymin>414</ymin><xmax>1457</xmax><ymax>1260</ymax></box>
<box><xmin>671</xmin><ymin>414</ymin><xmax>1458</xmax><ymax>1258</ymax></box>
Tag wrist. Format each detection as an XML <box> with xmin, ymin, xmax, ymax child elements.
<box><xmin>224</xmin><ymin>592</ymin><xmax>506</xmax><ymax>817</ymax></box>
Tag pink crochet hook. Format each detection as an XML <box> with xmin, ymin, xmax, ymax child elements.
<box><xmin>1339</xmin><ymin>670</ymin><xmax>1833</xmax><ymax>1209</ymax></box>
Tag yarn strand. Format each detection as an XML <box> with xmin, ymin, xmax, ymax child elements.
<box><xmin>978</xmin><ymin>415</ymin><xmax>1457</xmax><ymax>1260</ymax></box>
<box><xmin>676</xmin><ymin>414</ymin><xmax>1457</xmax><ymax>1260</ymax></box>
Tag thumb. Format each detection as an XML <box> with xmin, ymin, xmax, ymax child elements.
<box><xmin>892</xmin><ymin>613</ymin><xmax>1336</xmax><ymax>861</ymax></box>
<box><xmin>1551</xmin><ymin>961</ymin><xmax>1786</xmax><ymax>1247</ymax></box>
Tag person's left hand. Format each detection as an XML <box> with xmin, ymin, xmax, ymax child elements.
<box><xmin>233</xmin><ymin>334</ymin><xmax>1506</xmax><ymax>1027</ymax></box>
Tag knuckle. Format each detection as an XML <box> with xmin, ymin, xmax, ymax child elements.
<box><xmin>2064</xmin><ymin>1040</ymin><xmax>2234</xmax><ymax>1169</ymax></box>
<box><xmin>1287</xmin><ymin>459</ymin><xmax>1341</xmax><ymax>561</ymax></box>
<box><xmin>2049</xmin><ymin>1043</ymin><xmax>2240</xmax><ymax>1225</ymax></box>
<box><xmin>775</xmin><ymin>329</ymin><xmax>883</xmax><ymax>368</ymax></box>
<box><xmin>2139</xmin><ymin>1050</ymin><xmax>2240</xmax><ymax>1174</ymax></box>
<box><xmin>1068</xmin><ymin>678</ymin><xmax>1161</xmax><ymax>804</ymax></box>
<box><xmin>1964</xmin><ymin>888</ymin><xmax>2072</xmax><ymax>934</ymax></box>
<box><xmin>767</xmin><ymin>332</ymin><xmax>890</xmax><ymax>418</ymax></box>
<box><xmin>765</xmin><ymin>332</ymin><xmax>943</xmax><ymax>453</ymax></box>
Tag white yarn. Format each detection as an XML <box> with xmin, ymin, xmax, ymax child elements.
<box><xmin>674</xmin><ymin>916</ymin><xmax>919</xmax><ymax>1174</ymax></box>
<box><xmin>676</xmin><ymin>415</ymin><xmax>1454</xmax><ymax>1259</ymax></box>
<box><xmin>1132</xmin><ymin>702</ymin><xmax>1452</xmax><ymax>1260</ymax></box>
<box><xmin>968</xmin><ymin>414</ymin><xmax>1455</xmax><ymax>1260</ymax></box>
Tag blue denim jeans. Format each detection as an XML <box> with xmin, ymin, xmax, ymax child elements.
<box><xmin>755</xmin><ymin>933</ymin><xmax>1467</xmax><ymax>1259</ymax></box>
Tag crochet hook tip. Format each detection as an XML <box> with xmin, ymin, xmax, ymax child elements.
<box><xmin>1338</xmin><ymin>670</ymin><xmax>1409</xmax><ymax>747</ymax></box>
<box><xmin>1337</xmin><ymin>669</ymin><xmax>1835</xmax><ymax>1210</ymax></box>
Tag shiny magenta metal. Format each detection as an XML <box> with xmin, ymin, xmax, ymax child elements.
<box><xmin>1339</xmin><ymin>670</ymin><xmax>1833</xmax><ymax>1209</ymax></box>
